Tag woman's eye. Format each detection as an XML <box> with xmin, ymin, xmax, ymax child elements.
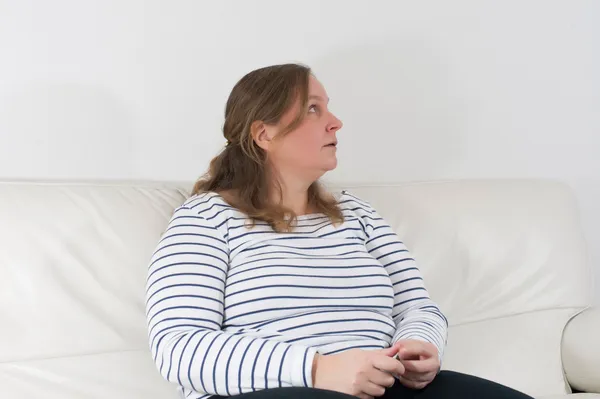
<box><xmin>308</xmin><ymin>104</ymin><xmax>318</xmax><ymax>113</ymax></box>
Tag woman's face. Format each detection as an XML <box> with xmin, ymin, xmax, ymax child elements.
<box><xmin>263</xmin><ymin>76</ymin><xmax>343</xmax><ymax>181</ymax></box>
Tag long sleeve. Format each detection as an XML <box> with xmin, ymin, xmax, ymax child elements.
<box><xmin>145</xmin><ymin>205</ymin><xmax>317</xmax><ymax>397</ymax></box>
<box><xmin>359</xmin><ymin>200</ymin><xmax>448</xmax><ymax>361</ymax></box>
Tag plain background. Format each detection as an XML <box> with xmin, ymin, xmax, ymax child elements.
<box><xmin>0</xmin><ymin>0</ymin><xmax>598</xmax><ymax>301</ymax></box>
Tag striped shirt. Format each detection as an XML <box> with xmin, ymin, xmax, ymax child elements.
<box><xmin>146</xmin><ymin>191</ymin><xmax>448</xmax><ymax>399</ymax></box>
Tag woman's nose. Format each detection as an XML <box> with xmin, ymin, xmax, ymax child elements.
<box><xmin>326</xmin><ymin>113</ymin><xmax>343</xmax><ymax>133</ymax></box>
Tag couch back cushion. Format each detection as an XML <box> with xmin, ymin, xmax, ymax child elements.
<box><xmin>337</xmin><ymin>180</ymin><xmax>591</xmax><ymax>322</ymax></box>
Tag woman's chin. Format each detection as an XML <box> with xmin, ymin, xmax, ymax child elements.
<box><xmin>321</xmin><ymin>158</ymin><xmax>338</xmax><ymax>171</ymax></box>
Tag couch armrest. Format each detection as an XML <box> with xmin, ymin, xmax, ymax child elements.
<box><xmin>562</xmin><ymin>307</ymin><xmax>600</xmax><ymax>393</ymax></box>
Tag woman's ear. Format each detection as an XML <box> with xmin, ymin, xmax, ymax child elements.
<box><xmin>251</xmin><ymin>120</ymin><xmax>274</xmax><ymax>151</ymax></box>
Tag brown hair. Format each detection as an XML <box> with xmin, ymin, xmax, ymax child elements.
<box><xmin>192</xmin><ymin>63</ymin><xmax>343</xmax><ymax>232</ymax></box>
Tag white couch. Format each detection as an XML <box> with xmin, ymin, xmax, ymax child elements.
<box><xmin>0</xmin><ymin>179</ymin><xmax>598</xmax><ymax>399</ymax></box>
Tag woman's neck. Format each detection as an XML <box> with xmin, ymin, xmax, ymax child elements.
<box><xmin>271</xmin><ymin>176</ymin><xmax>316</xmax><ymax>216</ymax></box>
<box><xmin>217</xmin><ymin>180</ymin><xmax>317</xmax><ymax>216</ymax></box>
<box><xmin>275</xmin><ymin>186</ymin><xmax>311</xmax><ymax>215</ymax></box>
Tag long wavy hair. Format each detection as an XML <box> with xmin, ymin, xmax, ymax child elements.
<box><xmin>192</xmin><ymin>63</ymin><xmax>343</xmax><ymax>232</ymax></box>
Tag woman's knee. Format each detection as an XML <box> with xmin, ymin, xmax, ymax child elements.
<box><xmin>424</xmin><ymin>370</ymin><xmax>533</xmax><ymax>399</ymax></box>
<box><xmin>219</xmin><ymin>387</ymin><xmax>356</xmax><ymax>399</ymax></box>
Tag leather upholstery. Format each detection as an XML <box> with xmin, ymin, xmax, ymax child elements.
<box><xmin>0</xmin><ymin>180</ymin><xmax>596</xmax><ymax>398</ymax></box>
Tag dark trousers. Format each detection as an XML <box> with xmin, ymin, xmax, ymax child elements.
<box><xmin>214</xmin><ymin>371</ymin><xmax>533</xmax><ymax>399</ymax></box>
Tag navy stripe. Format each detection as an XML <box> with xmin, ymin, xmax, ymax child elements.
<box><xmin>244</xmin><ymin>248</ymin><xmax>367</xmax><ymax>259</ymax></box>
<box><xmin>286</xmin><ymin>330</ymin><xmax>387</xmax><ymax>343</ymax></box>
<box><xmin>154</xmin><ymin>241</ymin><xmax>228</xmax><ymax>258</ymax></box>
<box><xmin>199</xmin><ymin>333</ymin><xmax>219</xmax><ymax>393</ymax></box>
<box><xmin>340</xmin><ymin>192</ymin><xmax>371</xmax><ymax>208</ymax></box>
<box><xmin>366</xmin><ymin>232</ymin><xmax>397</xmax><ymax>244</ymax></box>
<box><xmin>392</xmin><ymin>276</ymin><xmax>423</xmax><ymax>286</ymax></box>
<box><xmin>376</xmin><ymin>249</ymin><xmax>409</xmax><ymax>260</ymax></box>
<box><xmin>323</xmin><ymin>344</ymin><xmax>385</xmax><ymax>355</ymax></box>
<box><xmin>388</xmin><ymin>266</ymin><xmax>418</xmax><ymax>277</ymax></box>
<box><xmin>224</xmin><ymin>335</ymin><xmax>245</xmax><ymax>396</ymax></box>
<box><xmin>150</xmin><ymin>251</ymin><xmax>227</xmax><ymax>270</ymax></box>
<box><xmin>148</xmin><ymin>305</ymin><xmax>222</xmax><ymax>326</ymax></box>
<box><xmin>171</xmin><ymin>214</ymin><xmax>207</xmax><ymax>223</ymax></box>
<box><xmin>215</xmin><ymin>216</ymin><xmax>251</xmax><ymax>229</ymax></box>
<box><xmin>227</xmin><ymin>273</ymin><xmax>389</xmax><ymax>289</ymax></box>
<box><xmin>147</xmin><ymin>283</ymin><xmax>225</xmax><ymax>304</ymax></box>
<box><xmin>369</xmin><ymin>241</ymin><xmax>397</xmax><ymax>253</ymax></box>
<box><xmin>278</xmin><ymin>346</ymin><xmax>291</xmax><ymax>388</ymax></box>
<box><xmin>392</xmin><ymin>297</ymin><xmax>431</xmax><ymax>317</ymax></box>
<box><xmin>420</xmin><ymin>320</ymin><xmax>447</xmax><ymax>342</ymax></box>
<box><xmin>185</xmin><ymin>194</ymin><xmax>220</xmax><ymax>209</ymax></box>
<box><xmin>278</xmin><ymin>318</ymin><xmax>396</xmax><ymax>334</ymax></box>
<box><xmin>397</xmin><ymin>326</ymin><xmax>439</xmax><ymax>346</ymax></box>
<box><xmin>226</xmin><ymin>304</ymin><xmax>393</xmax><ymax>323</ymax></box>
<box><xmin>149</xmin><ymin>317</ymin><xmax>221</xmax><ymax>335</ymax></box>
<box><xmin>394</xmin><ymin>287</ymin><xmax>427</xmax><ymax>297</ymax></box>
<box><xmin>238</xmin><ymin>338</ymin><xmax>257</xmax><ymax>394</ymax></box>
<box><xmin>225</xmin><ymin>283</ymin><xmax>392</xmax><ymax>299</ymax></box>
<box><xmin>160</xmin><ymin>232</ymin><xmax>227</xmax><ymax>245</ymax></box>
<box><xmin>225</xmin><ymin>294</ymin><xmax>394</xmax><ymax>311</ymax></box>
<box><xmin>184</xmin><ymin>196</ymin><xmax>213</xmax><ymax>209</ymax></box>
<box><xmin>148</xmin><ymin>262</ymin><xmax>227</xmax><ymax>282</ymax></box>
<box><xmin>264</xmin><ymin>341</ymin><xmax>280</xmax><ymax>389</ymax></box>
<box><xmin>166</xmin><ymin>223</ymin><xmax>222</xmax><ymax>233</ymax></box>
<box><xmin>250</xmin><ymin>308</ymin><xmax>396</xmax><ymax>330</ymax></box>
<box><xmin>147</xmin><ymin>272</ymin><xmax>225</xmax><ymax>293</ymax></box>
<box><xmin>318</xmin><ymin>227</ymin><xmax>363</xmax><ymax>238</ymax></box>
<box><xmin>196</xmin><ymin>202</ymin><xmax>235</xmax><ymax>216</ymax></box>
<box><xmin>187</xmin><ymin>331</ymin><xmax>211</xmax><ymax>392</ymax></box>
<box><xmin>178</xmin><ymin>330</ymin><xmax>202</xmax><ymax>387</ymax></box>
<box><xmin>165</xmin><ymin>333</ymin><xmax>186</xmax><ymax>378</ymax></box>
<box><xmin>147</xmin><ymin>294</ymin><xmax>222</xmax><ymax>316</ymax></box>
<box><xmin>241</xmin><ymin>241</ymin><xmax>362</xmax><ymax>254</ymax></box>
<box><xmin>251</xmin><ymin>340</ymin><xmax>268</xmax><ymax>390</ymax></box>
<box><xmin>302</xmin><ymin>348</ymin><xmax>309</xmax><ymax>386</ymax></box>
<box><xmin>227</xmin><ymin>262</ymin><xmax>380</xmax><ymax>280</ymax></box>
<box><xmin>150</xmin><ymin>323</ymin><xmax>219</xmax><ymax>348</ymax></box>
<box><xmin>420</xmin><ymin>308</ymin><xmax>449</xmax><ymax>326</ymax></box>
<box><xmin>229</xmin><ymin>219</ymin><xmax>331</xmax><ymax>244</ymax></box>
<box><xmin>228</xmin><ymin>254</ymin><xmax>374</xmax><ymax>271</ymax></box>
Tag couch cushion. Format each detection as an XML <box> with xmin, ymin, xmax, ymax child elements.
<box><xmin>442</xmin><ymin>308</ymin><xmax>578</xmax><ymax>398</ymax></box>
<box><xmin>336</xmin><ymin>180</ymin><xmax>592</xmax><ymax>322</ymax></box>
<box><xmin>0</xmin><ymin>350</ymin><xmax>178</xmax><ymax>399</ymax></box>
<box><xmin>562</xmin><ymin>307</ymin><xmax>600</xmax><ymax>393</ymax></box>
<box><xmin>0</xmin><ymin>182</ymin><xmax>186</xmax><ymax>363</ymax></box>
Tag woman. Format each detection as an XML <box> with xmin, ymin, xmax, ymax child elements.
<box><xmin>146</xmin><ymin>64</ymin><xmax>531</xmax><ymax>399</ymax></box>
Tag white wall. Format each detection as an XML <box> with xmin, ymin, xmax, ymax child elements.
<box><xmin>1</xmin><ymin>1</ymin><xmax>599</xmax><ymax>300</ymax></box>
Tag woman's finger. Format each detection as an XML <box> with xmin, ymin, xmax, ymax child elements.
<box><xmin>397</xmin><ymin>340</ymin><xmax>437</xmax><ymax>361</ymax></box>
<box><xmin>371</xmin><ymin>354</ymin><xmax>405</xmax><ymax>376</ymax></box>
<box><xmin>367</xmin><ymin>368</ymin><xmax>396</xmax><ymax>388</ymax></box>
<box><xmin>397</xmin><ymin>375</ymin><xmax>428</xmax><ymax>390</ymax></box>
<box><xmin>402</xmin><ymin>370</ymin><xmax>435</xmax><ymax>383</ymax></box>
<box><xmin>396</xmin><ymin>341</ymin><xmax>423</xmax><ymax>360</ymax></box>
<box><xmin>376</xmin><ymin>345</ymin><xmax>400</xmax><ymax>358</ymax></box>
<box><xmin>402</xmin><ymin>356</ymin><xmax>439</xmax><ymax>374</ymax></box>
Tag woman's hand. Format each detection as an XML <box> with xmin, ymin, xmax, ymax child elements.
<box><xmin>394</xmin><ymin>340</ymin><xmax>440</xmax><ymax>390</ymax></box>
<box><xmin>312</xmin><ymin>346</ymin><xmax>405</xmax><ymax>399</ymax></box>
